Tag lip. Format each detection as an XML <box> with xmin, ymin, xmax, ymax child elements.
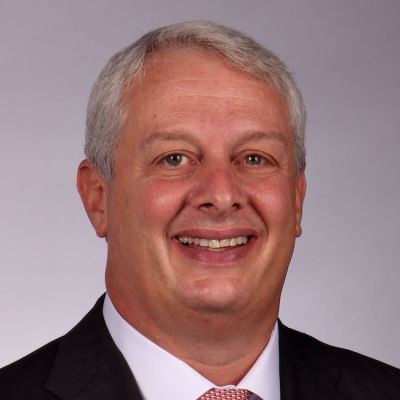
<box><xmin>170</xmin><ymin>228</ymin><xmax>258</xmax><ymax>265</ymax></box>
<box><xmin>171</xmin><ymin>228</ymin><xmax>258</xmax><ymax>240</ymax></box>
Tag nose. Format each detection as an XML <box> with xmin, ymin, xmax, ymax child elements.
<box><xmin>188</xmin><ymin>162</ymin><xmax>245</xmax><ymax>215</ymax></box>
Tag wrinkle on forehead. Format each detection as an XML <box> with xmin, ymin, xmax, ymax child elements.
<box><xmin>128</xmin><ymin>48</ymin><xmax>281</xmax><ymax>102</ymax></box>
<box><xmin>140</xmin><ymin>130</ymin><xmax>289</xmax><ymax>152</ymax></box>
<box><xmin>121</xmin><ymin>48</ymin><xmax>291</xmax><ymax>129</ymax></box>
<box><xmin>120</xmin><ymin>49</ymin><xmax>292</xmax><ymax>154</ymax></box>
<box><xmin>128</xmin><ymin>78</ymin><xmax>289</xmax><ymax>129</ymax></box>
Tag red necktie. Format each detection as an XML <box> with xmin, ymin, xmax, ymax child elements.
<box><xmin>198</xmin><ymin>388</ymin><xmax>252</xmax><ymax>399</ymax></box>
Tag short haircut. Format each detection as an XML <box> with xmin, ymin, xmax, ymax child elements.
<box><xmin>85</xmin><ymin>20</ymin><xmax>306</xmax><ymax>179</ymax></box>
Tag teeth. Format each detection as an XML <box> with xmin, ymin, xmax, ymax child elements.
<box><xmin>199</xmin><ymin>239</ymin><xmax>208</xmax><ymax>247</ymax></box>
<box><xmin>220</xmin><ymin>239</ymin><xmax>229</xmax><ymax>247</ymax></box>
<box><xmin>209</xmin><ymin>240</ymin><xmax>220</xmax><ymax>249</ymax></box>
<box><xmin>177</xmin><ymin>235</ymin><xmax>249</xmax><ymax>249</ymax></box>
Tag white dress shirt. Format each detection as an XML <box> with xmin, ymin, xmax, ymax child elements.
<box><xmin>103</xmin><ymin>294</ymin><xmax>280</xmax><ymax>400</ymax></box>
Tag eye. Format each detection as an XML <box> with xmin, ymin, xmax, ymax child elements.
<box><xmin>243</xmin><ymin>153</ymin><xmax>276</xmax><ymax>167</ymax></box>
<box><xmin>244</xmin><ymin>154</ymin><xmax>265</xmax><ymax>165</ymax></box>
<box><xmin>235</xmin><ymin>151</ymin><xmax>278</xmax><ymax>174</ymax></box>
<box><xmin>162</xmin><ymin>153</ymin><xmax>189</xmax><ymax>167</ymax></box>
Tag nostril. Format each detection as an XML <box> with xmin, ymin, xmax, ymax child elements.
<box><xmin>199</xmin><ymin>201</ymin><xmax>241</xmax><ymax>211</ymax></box>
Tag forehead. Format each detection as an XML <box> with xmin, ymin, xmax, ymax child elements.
<box><xmin>121</xmin><ymin>49</ymin><xmax>291</xmax><ymax>146</ymax></box>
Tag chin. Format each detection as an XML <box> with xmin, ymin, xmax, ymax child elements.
<box><xmin>175</xmin><ymin>277</ymin><xmax>251</xmax><ymax>314</ymax></box>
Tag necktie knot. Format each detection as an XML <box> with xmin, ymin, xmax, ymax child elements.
<box><xmin>199</xmin><ymin>388</ymin><xmax>252</xmax><ymax>399</ymax></box>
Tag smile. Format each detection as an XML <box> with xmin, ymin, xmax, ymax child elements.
<box><xmin>176</xmin><ymin>235</ymin><xmax>250</xmax><ymax>251</ymax></box>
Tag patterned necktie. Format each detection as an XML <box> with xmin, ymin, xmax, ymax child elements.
<box><xmin>198</xmin><ymin>388</ymin><xmax>253</xmax><ymax>399</ymax></box>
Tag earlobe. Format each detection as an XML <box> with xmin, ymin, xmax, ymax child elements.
<box><xmin>295</xmin><ymin>169</ymin><xmax>307</xmax><ymax>237</ymax></box>
<box><xmin>77</xmin><ymin>160</ymin><xmax>108</xmax><ymax>238</ymax></box>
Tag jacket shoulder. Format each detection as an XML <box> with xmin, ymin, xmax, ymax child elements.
<box><xmin>279</xmin><ymin>322</ymin><xmax>400</xmax><ymax>399</ymax></box>
<box><xmin>0</xmin><ymin>338</ymin><xmax>62</xmax><ymax>399</ymax></box>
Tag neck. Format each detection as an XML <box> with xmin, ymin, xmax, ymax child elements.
<box><xmin>108</xmin><ymin>285</ymin><xmax>279</xmax><ymax>385</ymax></box>
<box><xmin>176</xmin><ymin>318</ymin><xmax>277</xmax><ymax>385</ymax></box>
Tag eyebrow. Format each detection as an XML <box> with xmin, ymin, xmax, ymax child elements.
<box><xmin>140</xmin><ymin>131</ymin><xmax>201</xmax><ymax>150</ymax></box>
<box><xmin>234</xmin><ymin>131</ymin><xmax>289</xmax><ymax>150</ymax></box>
<box><xmin>140</xmin><ymin>130</ymin><xmax>289</xmax><ymax>150</ymax></box>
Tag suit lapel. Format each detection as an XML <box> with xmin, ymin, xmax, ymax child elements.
<box><xmin>44</xmin><ymin>299</ymin><xmax>347</xmax><ymax>400</ymax></box>
<box><xmin>45</xmin><ymin>295</ymin><xmax>144</xmax><ymax>400</ymax></box>
<box><xmin>279</xmin><ymin>321</ymin><xmax>340</xmax><ymax>400</ymax></box>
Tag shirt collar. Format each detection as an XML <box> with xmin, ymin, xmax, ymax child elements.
<box><xmin>103</xmin><ymin>293</ymin><xmax>280</xmax><ymax>400</ymax></box>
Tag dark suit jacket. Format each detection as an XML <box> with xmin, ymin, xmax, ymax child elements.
<box><xmin>1</xmin><ymin>296</ymin><xmax>399</xmax><ymax>399</ymax></box>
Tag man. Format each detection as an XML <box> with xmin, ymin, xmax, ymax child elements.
<box><xmin>1</xmin><ymin>21</ymin><xmax>399</xmax><ymax>400</ymax></box>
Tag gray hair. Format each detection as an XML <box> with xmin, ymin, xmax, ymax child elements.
<box><xmin>85</xmin><ymin>20</ymin><xmax>306</xmax><ymax>179</ymax></box>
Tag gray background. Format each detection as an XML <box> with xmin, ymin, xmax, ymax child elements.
<box><xmin>1</xmin><ymin>0</ymin><xmax>399</xmax><ymax>368</ymax></box>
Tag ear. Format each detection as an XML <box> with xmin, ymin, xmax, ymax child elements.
<box><xmin>77</xmin><ymin>160</ymin><xmax>108</xmax><ymax>238</ymax></box>
<box><xmin>294</xmin><ymin>168</ymin><xmax>307</xmax><ymax>237</ymax></box>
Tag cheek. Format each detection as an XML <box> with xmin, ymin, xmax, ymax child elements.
<box><xmin>248</xmin><ymin>177</ymin><xmax>297</xmax><ymax>227</ymax></box>
<box><xmin>134</xmin><ymin>179</ymin><xmax>189</xmax><ymax>231</ymax></box>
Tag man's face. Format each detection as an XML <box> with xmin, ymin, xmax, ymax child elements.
<box><xmin>102</xmin><ymin>50</ymin><xmax>305</xmax><ymax>320</ymax></box>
